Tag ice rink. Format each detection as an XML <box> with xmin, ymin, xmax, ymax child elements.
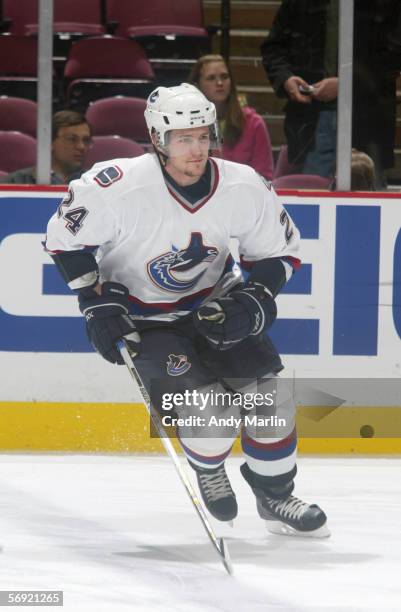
<box><xmin>0</xmin><ymin>454</ymin><xmax>400</xmax><ymax>611</ymax></box>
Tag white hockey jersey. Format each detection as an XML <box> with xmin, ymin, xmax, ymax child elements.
<box><xmin>46</xmin><ymin>154</ymin><xmax>301</xmax><ymax>320</ymax></box>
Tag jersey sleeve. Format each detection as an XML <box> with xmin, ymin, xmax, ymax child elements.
<box><xmin>232</xmin><ymin>174</ymin><xmax>300</xmax><ymax>262</ymax></box>
<box><xmin>45</xmin><ymin>166</ymin><xmax>119</xmax><ymax>254</ymax></box>
<box><xmin>45</xmin><ymin>165</ymin><xmax>122</xmax><ymax>291</ymax></box>
<box><xmin>231</xmin><ymin>172</ymin><xmax>301</xmax><ymax>295</ymax></box>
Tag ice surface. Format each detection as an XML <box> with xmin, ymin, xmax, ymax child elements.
<box><xmin>0</xmin><ymin>454</ymin><xmax>400</xmax><ymax>611</ymax></box>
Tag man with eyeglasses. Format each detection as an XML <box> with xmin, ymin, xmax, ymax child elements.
<box><xmin>0</xmin><ymin>110</ymin><xmax>92</xmax><ymax>185</ymax></box>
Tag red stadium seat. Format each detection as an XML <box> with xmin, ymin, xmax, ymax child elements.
<box><xmin>84</xmin><ymin>135</ymin><xmax>145</xmax><ymax>170</ymax></box>
<box><xmin>86</xmin><ymin>97</ymin><xmax>149</xmax><ymax>143</ymax></box>
<box><xmin>0</xmin><ymin>131</ymin><xmax>36</xmax><ymax>173</ymax></box>
<box><xmin>0</xmin><ymin>37</ymin><xmax>38</xmax><ymax>99</ymax></box>
<box><xmin>0</xmin><ymin>97</ymin><xmax>37</xmax><ymax>137</ymax></box>
<box><xmin>272</xmin><ymin>174</ymin><xmax>332</xmax><ymax>190</ymax></box>
<box><xmin>108</xmin><ymin>0</ymin><xmax>207</xmax><ymax>38</ymax></box>
<box><xmin>64</xmin><ymin>37</ymin><xmax>155</xmax><ymax>109</ymax></box>
<box><xmin>273</xmin><ymin>145</ymin><xmax>302</xmax><ymax>179</ymax></box>
<box><xmin>2</xmin><ymin>0</ymin><xmax>105</xmax><ymax>36</ymax></box>
<box><xmin>107</xmin><ymin>0</ymin><xmax>210</xmax><ymax>63</ymax></box>
<box><xmin>1</xmin><ymin>0</ymin><xmax>37</xmax><ymax>36</ymax></box>
<box><xmin>0</xmin><ymin>36</ymin><xmax>38</xmax><ymax>75</ymax></box>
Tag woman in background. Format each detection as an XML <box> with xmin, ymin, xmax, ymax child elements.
<box><xmin>189</xmin><ymin>54</ymin><xmax>274</xmax><ymax>180</ymax></box>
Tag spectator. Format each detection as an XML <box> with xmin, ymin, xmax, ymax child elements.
<box><xmin>0</xmin><ymin>110</ymin><xmax>92</xmax><ymax>184</ymax></box>
<box><xmin>351</xmin><ymin>149</ymin><xmax>376</xmax><ymax>191</ymax></box>
<box><xmin>189</xmin><ymin>54</ymin><xmax>274</xmax><ymax>180</ymax></box>
<box><xmin>261</xmin><ymin>0</ymin><xmax>401</xmax><ymax>187</ymax></box>
<box><xmin>330</xmin><ymin>148</ymin><xmax>377</xmax><ymax>191</ymax></box>
<box><xmin>352</xmin><ymin>0</ymin><xmax>401</xmax><ymax>187</ymax></box>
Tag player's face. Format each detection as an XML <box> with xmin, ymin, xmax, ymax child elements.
<box><xmin>198</xmin><ymin>61</ymin><xmax>231</xmax><ymax>106</ymax></box>
<box><xmin>51</xmin><ymin>123</ymin><xmax>92</xmax><ymax>177</ymax></box>
<box><xmin>164</xmin><ymin>127</ymin><xmax>210</xmax><ymax>186</ymax></box>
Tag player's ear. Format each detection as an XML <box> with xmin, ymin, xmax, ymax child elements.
<box><xmin>150</xmin><ymin>132</ymin><xmax>158</xmax><ymax>148</ymax></box>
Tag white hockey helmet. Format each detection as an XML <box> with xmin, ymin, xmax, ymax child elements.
<box><xmin>144</xmin><ymin>83</ymin><xmax>219</xmax><ymax>150</ymax></box>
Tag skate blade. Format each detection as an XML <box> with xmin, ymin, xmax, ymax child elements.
<box><xmin>265</xmin><ymin>520</ymin><xmax>331</xmax><ymax>538</ymax></box>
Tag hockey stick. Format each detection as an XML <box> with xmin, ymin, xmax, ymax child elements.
<box><xmin>117</xmin><ymin>340</ymin><xmax>233</xmax><ymax>576</ymax></box>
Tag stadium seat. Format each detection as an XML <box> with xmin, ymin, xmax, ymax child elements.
<box><xmin>0</xmin><ymin>97</ymin><xmax>37</xmax><ymax>137</ymax></box>
<box><xmin>86</xmin><ymin>97</ymin><xmax>149</xmax><ymax>142</ymax></box>
<box><xmin>84</xmin><ymin>135</ymin><xmax>145</xmax><ymax>170</ymax></box>
<box><xmin>1</xmin><ymin>0</ymin><xmax>37</xmax><ymax>35</ymax></box>
<box><xmin>0</xmin><ymin>36</ymin><xmax>38</xmax><ymax>100</ymax></box>
<box><xmin>2</xmin><ymin>0</ymin><xmax>105</xmax><ymax>36</ymax></box>
<box><xmin>273</xmin><ymin>145</ymin><xmax>302</xmax><ymax>179</ymax></box>
<box><xmin>64</xmin><ymin>37</ymin><xmax>155</xmax><ymax>110</ymax></box>
<box><xmin>0</xmin><ymin>131</ymin><xmax>36</xmax><ymax>173</ymax></box>
<box><xmin>272</xmin><ymin>174</ymin><xmax>332</xmax><ymax>190</ymax></box>
<box><xmin>107</xmin><ymin>0</ymin><xmax>210</xmax><ymax>74</ymax></box>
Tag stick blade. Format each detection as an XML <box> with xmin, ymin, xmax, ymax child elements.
<box><xmin>219</xmin><ymin>537</ymin><xmax>234</xmax><ymax>576</ymax></box>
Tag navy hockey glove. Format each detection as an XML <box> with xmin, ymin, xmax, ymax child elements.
<box><xmin>193</xmin><ymin>283</ymin><xmax>277</xmax><ymax>350</ymax></box>
<box><xmin>78</xmin><ymin>282</ymin><xmax>140</xmax><ymax>365</ymax></box>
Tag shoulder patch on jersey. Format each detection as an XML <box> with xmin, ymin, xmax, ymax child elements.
<box><xmin>94</xmin><ymin>165</ymin><xmax>123</xmax><ymax>188</ymax></box>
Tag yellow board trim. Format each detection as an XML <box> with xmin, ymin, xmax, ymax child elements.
<box><xmin>0</xmin><ymin>402</ymin><xmax>400</xmax><ymax>453</ymax></box>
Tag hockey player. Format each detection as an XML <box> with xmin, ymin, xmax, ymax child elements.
<box><xmin>45</xmin><ymin>83</ymin><xmax>329</xmax><ymax>537</ymax></box>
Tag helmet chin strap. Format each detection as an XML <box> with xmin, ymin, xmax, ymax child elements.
<box><xmin>154</xmin><ymin>145</ymin><xmax>168</xmax><ymax>167</ymax></box>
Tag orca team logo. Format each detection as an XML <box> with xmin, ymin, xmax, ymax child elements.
<box><xmin>149</xmin><ymin>89</ymin><xmax>159</xmax><ymax>103</ymax></box>
<box><xmin>94</xmin><ymin>166</ymin><xmax>123</xmax><ymax>188</ymax></box>
<box><xmin>167</xmin><ymin>354</ymin><xmax>192</xmax><ymax>376</ymax></box>
<box><xmin>147</xmin><ymin>232</ymin><xmax>218</xmax><ymax>293</ymax></box>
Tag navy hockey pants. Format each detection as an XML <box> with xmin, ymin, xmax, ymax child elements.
<box><xmin>133</xmin><ymin>317</ymin><xmax>297</xmax><ymax>483</ymax></box>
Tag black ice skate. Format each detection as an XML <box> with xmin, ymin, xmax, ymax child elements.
<box><xmin>241</xmin><ymin>463</ymin><xmax>330</xmax><ymax>538</ymax></box>
<box><xmin>190</xmin><ymin>462</ymin><xmax>238</xmax><ymax>522</ymax></box>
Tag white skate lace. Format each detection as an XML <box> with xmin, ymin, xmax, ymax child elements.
<box><xmin>268</xmin><ymin>496</ymin><xmax>310</xmax><ymax>521</ymax></box>
<box><xmin>198</xmin><ymin>468</ymin><xmax>233</xmax><ymax>502</ymax></box>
